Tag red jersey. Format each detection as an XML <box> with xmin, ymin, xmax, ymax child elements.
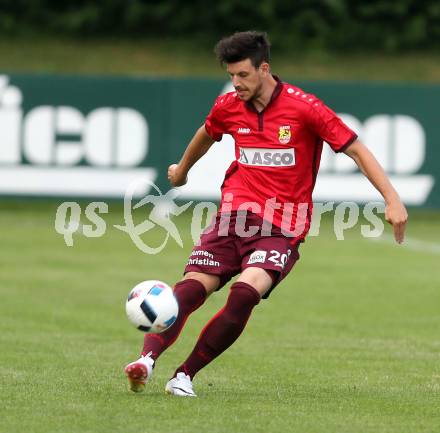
<box><xmin>204</xmin><ymin>76</ymin><xmax>357</xmax><ymax>243</ymax></box>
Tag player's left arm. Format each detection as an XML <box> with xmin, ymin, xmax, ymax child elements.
<box><xmin>344</xmin><ymin>139</ymin><xmax>408</xmax><ymax>243</ymax></box>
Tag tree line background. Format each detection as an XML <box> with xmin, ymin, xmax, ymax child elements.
<box><xmin>1</xmin><ymin>0</ymin><xmax>439</xmax><ymax>51</ymax></box>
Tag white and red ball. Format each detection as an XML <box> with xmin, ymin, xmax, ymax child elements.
<box><xmin>126</xmin><ymin>280</ymin><xmax>178</xmax><ymax>333</ymax></box>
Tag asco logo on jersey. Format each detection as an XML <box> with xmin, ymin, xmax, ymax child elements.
<box><xmin>0</xmin><ymin>75</ymin><xmax>157</xmax><ymax>198</ymax></box>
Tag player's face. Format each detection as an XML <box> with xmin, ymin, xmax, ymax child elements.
<box><xmin>227</xmin><ymin>59</ymin><xmax>269</xmax><ymax>101</ymax></box>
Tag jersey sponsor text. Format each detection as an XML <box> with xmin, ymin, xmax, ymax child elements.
<box><xmin>238</xmin><ymin>147</ymin><xmax>295</xmax><ymax>167</ymax></box>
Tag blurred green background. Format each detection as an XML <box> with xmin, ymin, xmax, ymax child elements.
<box><xmin>1</xmin><ymin>0</ymin><xmax>439</xmax><ymax>81</ymax></box>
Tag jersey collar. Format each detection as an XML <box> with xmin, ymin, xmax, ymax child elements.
<box><xmin>245</xmin><ymin>75</ymin><xmax>283</xmax><ymax>113</ymax></box>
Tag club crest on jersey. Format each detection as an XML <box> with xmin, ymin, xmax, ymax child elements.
<box><xmin>278</xmin><ymin>125</ymin><xmax>291</xmax><ymax>144</ymax></box>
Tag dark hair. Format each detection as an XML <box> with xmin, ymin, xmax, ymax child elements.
<box><xmin>214</xmin><ymin>31</ymin><xmax>271</xmax><ymax>68</ymax></box>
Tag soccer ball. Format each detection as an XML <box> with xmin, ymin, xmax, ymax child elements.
<box><xmin>125</xmin><ymin>280</ymin><xmax>178</xmax><ymax>333</ymax></box>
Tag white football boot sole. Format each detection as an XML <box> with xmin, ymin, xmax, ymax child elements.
<box><xmin>124</xmin><ymin>352</ymin><xmax>154</xmax><ymax>393</ymax></box>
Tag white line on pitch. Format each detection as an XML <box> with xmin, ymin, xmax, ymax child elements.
<box><xmin>369</xmin><ymin>234</ymin><xmax>440</xmax><ymax>255</ymax></box>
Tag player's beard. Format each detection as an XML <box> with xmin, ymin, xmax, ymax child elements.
<box><xmin>248</xmin><ymin>81</ymin><xmax>264</xmax><ymax>103</ymax></box>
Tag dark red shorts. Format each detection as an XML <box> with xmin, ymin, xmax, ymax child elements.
<box><xmin>184</xmin><ymin>211</ymin><xmax>301</xmax><ymax>299</ymax></box>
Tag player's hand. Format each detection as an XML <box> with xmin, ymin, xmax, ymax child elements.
<box><xmin>385</xmin><ymin>200</ymin><xmax>408</xmax><ymax>244</ymax></box>
<box><xmin>168</xmin><ymin>164</ymin><xmax>188</xmax><ymax>187</ymax></box>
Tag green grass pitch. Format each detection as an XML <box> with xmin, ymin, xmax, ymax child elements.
<box><xmin>1</xmin><ymin>200</ymin><xmax>439</xmax><ymax>433</ymax></box>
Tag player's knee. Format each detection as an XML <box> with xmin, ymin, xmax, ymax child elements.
<box><xmin>237</xmin><ymin>267</ymin><xmax>274</xmax><ymax>296</ymax></box>
<box><xmin>182</xmin><ymin>272</ymin><xmax>220</xmax><ymax>294</ymax></box>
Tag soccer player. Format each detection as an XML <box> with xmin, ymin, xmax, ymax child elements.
<box><xmin>125</xmin><ymin>31</ymin><xmax>408</xmax><ymax>397</ymax></box>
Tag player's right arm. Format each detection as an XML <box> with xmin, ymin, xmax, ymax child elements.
<box><xmin>344</xmin><ymin>139</ymin><xmax>408</xmax><ymax>243</ymax></box>
<box><xmin>303</xmin><ymin>96</ymin><xmax>408</xmax><ymax>243</ymax></box>
<box><xmin>168</xmin><ymin>125</ymin><xmax>215</xmax><ymax>187</ymax></box>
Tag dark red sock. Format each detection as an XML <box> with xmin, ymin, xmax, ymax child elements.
<box><xmin>141</xmin><ymin>279</ymin><xmax>206</xmax><ymax>360</ymax></box>
<box><xmin>174</xmin><ymin>281</ymin><xmax>260</xmax><ymax>379</ymax></box>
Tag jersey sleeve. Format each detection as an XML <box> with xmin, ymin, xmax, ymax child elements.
<box><xmin>205</xmin><ymin>96</ymin><xmax>227</xmax><ymax>142</ymax></box>
<box><xmin>305</xmin><ymin>98</ymin><xmax>358</xmax><ymax>152</ymax></box>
